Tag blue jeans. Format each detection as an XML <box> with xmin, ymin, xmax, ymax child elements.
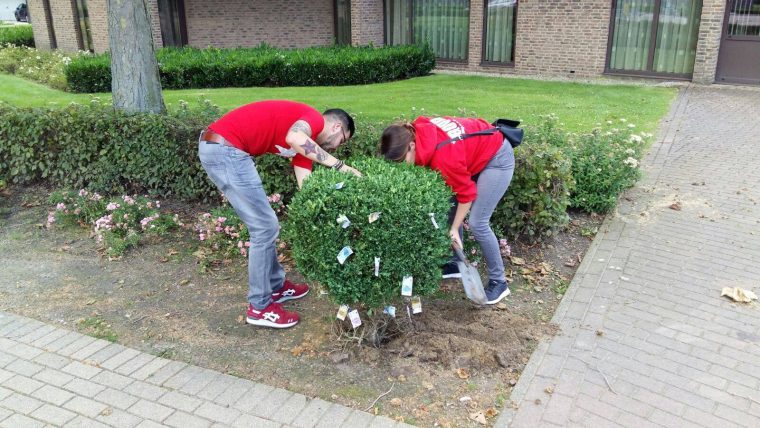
<box><xmin>198</xmin><ymin>141</ymin><xmax>284</xmax><ymax>310</ymax></box>
<box><xmin>449</xmin><ymin>140</ymin><xmax>515</xmax><ymax>282</ymax></box>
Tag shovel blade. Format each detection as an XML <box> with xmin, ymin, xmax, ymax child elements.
<box><xmin>457</xmin><ymin>261</ymin><xmax>487</xmax><ymax>305</ymax></box>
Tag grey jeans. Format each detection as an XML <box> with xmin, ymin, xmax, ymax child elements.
<box><xmin>449</xmin><ymin>140</ymin><xmax>515</xmax><ymax>282</ymax></box>
<box><xmin>198</xmin><ymin>141</ymin><xmax>284</xmax><ymax>310</ymax></box>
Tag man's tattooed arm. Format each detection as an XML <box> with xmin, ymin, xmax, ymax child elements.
<box><xmin>286</xmin><ymin>120</ymin><xmax>337</xmax><ymax>167</ymax></box>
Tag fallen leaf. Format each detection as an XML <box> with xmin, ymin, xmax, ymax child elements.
<box><xmin>236</xmin><ymin>315</ymin><xmax>244</xmax><ymax>324</ymax></box>
<box><xmin>100</xmin><ymin>407</ymin><xmax>112</xmax><ymax>416</ymax></box>
<box><xmin>485</xmin><ymin>407</ymin><xmax>499</xmax><ymax>418</ymax></box>
<box><xmin>390</xmin><ymin>397</ymin><xmax>402</xmax><ymax>407</ymax></box>
<box><xmin>456</xmin><ymin>368</ymin><xmax>470</xmax><ymax>379</ymax></box>
<box><xmin>160</xmin><ymin>257</ymin><xmax>169</xmax><ymax>263</ymax></box>
<box><xmin>510</xmin><ymin>256</ymin><xmax>526</xmax><ymax>266</ymax></box>
<box><xmin>459</xmin><ymin>396</ymin><xmax>472</xmax><ymax>402</ymax></box>
<box><xmin>669</xmin><ymin>202</ymin><xmax>682</xmax><ymax>211</ymax></box>
<box><xmin>564</xmin><ymin>260</ymin><xmax>577</xmax><ymax>267</ymax></box>
<box><xmin>534</xmin><ymin>398</ymin><xmax>542</xmax><ymax>405</ymax></box>
<box><xmin>179</xmin><ymin>279</ymin><xmax>189</xmax><ymax>286</ymax></box>
<box><xmin>496</xmin><ymin>303</ymin><xmax>507</xmax><ymax>310</ymax></box>
<box><xmin>545</xmin><ymin>386</ymin><xmax>554</xmax><ymax>394</ymax></box>
<box><xmin>469</xmin><ymin>411</ymin><xmax>487</xmax><ymax>425</ymax></box>
<box><xmin>398</xmin><ymin>374</ymin><xmax>407</xmax><ymax>382</ymax></box>
<box><xmin>168</xmin><ymin>249</ymin><xmax>179</xmax><ymax>255</ymax></box>
<box><xmin>85</xmin><ymin>299</ymin><xmax>96</xmax><ymax>305</ymax></box>
<box><xmin>596</xmin><ymin>330</ymin><xmax>604</xmax><ymax>336</ymax></box>
<box><xmin>721</xmin><ymin>287</ymin><xmax>758</xmax><ymax>303</ymax></box>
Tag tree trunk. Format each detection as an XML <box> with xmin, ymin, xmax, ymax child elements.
<box><xmin>107</xmin><ymin>0</ymin><xmax>165</xmax><ymax>114</ymax></box>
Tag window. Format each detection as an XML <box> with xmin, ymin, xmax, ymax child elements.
<box><xmin>335</xmin><ymin>0</ymin><xmax>352</xmax><ymax>45</ymax></box>
<box><xmin>157</xmin><ymin>0</ymin><xmax>187</xmax><ymax>47</ymax></box>
<box><xmin>607</xmin><ymin>0</ymin><xmax>702</xmax><ymax>76</ymax></box>
<box><xmin>726</xmin><ymin>0</ymin><xmax>760</xmax><ymax>38</ymax></box>
<box><xmin>385</xmin><ymin>0</ymin><xmax>470</xmax><ymax>61</ymax></box>
<box><xmin>483</xmin><ymin>0</ymin><xmax>517</xmax><ymax>64</ymax></box>
<box><xmin>74</xmin><ymin>0</ymin><xmax>93</xmax><ymax>52</ymax></box>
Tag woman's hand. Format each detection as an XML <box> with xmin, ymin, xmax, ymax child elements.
<box><xmin>449</xmin><ymin>228</ymin><xmax>463</xmax><ymax>250</ymax></box>
<box><xmin>340</xmin><ymin>164</ymin><xmax>362</xmax><ymax>177</ymax></box>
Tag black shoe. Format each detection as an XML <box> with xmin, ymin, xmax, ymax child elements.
<box><xmin>442</xmin><ymin>262</ymin><xmax>461</xmax><ymax>279</ymax></box>
<box><xmin>485</xmin><ymin>280</ymin><xmax>510</xmax><ymax>305</ymax></box>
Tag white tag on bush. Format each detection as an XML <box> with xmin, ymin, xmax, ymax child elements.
<box><xmin>348</xmin><ymin>309</ymin><xmax>362</xmax><ymax>328</ymax></box>
<box><xmin>336</xmin><ymin>305</ymin><xmax>349</xmax><ymax>320</ymax></box>
<box><xmin>383</xmin><ymin>305</ymin><xmax>396</xmax><ymax>318</ymax></box>
<box><xmin>412</xmin><ymin>296</ymin><xmax>422</xmax><ymax>314</ymax></box>
<box><xmin>336</xmin><ymin>214</ymin><xmax>350</xmax><ymax>229</ymax></box>
<box><xmin>401</xmin><ymin>275</ymin><xmax>413</xmax><ymax>296</ymax></box>
<box><xmin>429</xmin><ymin>213</ymin><xmax>439</xmax><ymax>229</ymax></box>
<box><xmin>337</xmin><ymin>246</ymin><xmax>353</xmax><ymax>264</ymax></box>
<box><xmin>374</xmin><ymin>257</ymin><xmax>380</xmax><ymax>276</ymax></box>
<box><xmin>335</xmin><ymin>182</ymin><xmax>345</xmax><ymax>190</ymax></box>
<box><xmin>368</xmin><ymin>212</ymin><xmax>381</xmax><ymax>223</ymax></box>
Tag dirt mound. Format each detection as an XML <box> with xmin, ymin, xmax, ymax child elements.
<box><xmin>385</xmin><ymin>297</ymin><xmax>557</xmax><ymax>373</ymax></box>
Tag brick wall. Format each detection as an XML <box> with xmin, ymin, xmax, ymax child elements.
<box><xmin>184</xmin><ymin>0</ymin><xmax>335</xmax><ymax>48</ymax></box>
<box><xmin>692</xmin><ymin>0</ymin><xmax>725</xmax><ymax>84</ymax></box>
<box><xmin>147</xmin><ymin>0</ymin><xmax>163</xmax><ymax>49</ymax></box>
<box><xmin>87</xmin><ymin>0</ymin><xmax>108</xmax><ymax>53</ymax></box>
<box><xmin>27</xmin><ymin>0</ymin><xmax>54</xmax><ymax>50</ymax></box>
<box><xmin>49</xmin><ymin>0</ymin><xmax>81</xmax><ymax>51</ymax></box>
<box><xmin>350</xmin><ymin>0</ymin><xmax>384</xmax><ymax>46</ymax></box>
<box><xmin>439</xmin><ymin>0</ymin><xmax>613</xmax><ymax>79</ymax></box>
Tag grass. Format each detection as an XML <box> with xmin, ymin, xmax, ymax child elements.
<box><xmin>0</xmin><ymin>73</ymin><xmax>677</xmax><ymax>133</ymax></box>
<box><xmin>78</xmin><ymin>316</ymin><xmax>118</xmax><ymax>342</ymax></box>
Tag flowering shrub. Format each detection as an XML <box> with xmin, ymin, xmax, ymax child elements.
<box><xmin>566</xmin><ymin>119</ymin><xmax>649</xmax><ymax>213</ymax></box>
<box><xmin>194</xmin><ymin>194</ymin><xmax>283</xmax><ymax>262</ymax></box>
<box><xmin>0</xmin><ymin>46</ymin><xmax>82</xmax><ymax>90</ymax></box>
<box><xmin>47</xmin><ymin>190</ymin><xmax>182</xmax><ymax>258</ymax></box>
<box><xmin>0</xmin><ymin>25</ymin><xmax>33</xmax><ymax>47</ymax></box>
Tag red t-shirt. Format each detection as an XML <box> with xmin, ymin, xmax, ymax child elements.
<box><xmin>208</xmin><ymin>100</ymin><xmax>325</xmax><ymax>171</ymax></box>
<box><xmin>412</xmin><ymin>116</ymin><xmax>504</xmax><ymax>203</ymax></box>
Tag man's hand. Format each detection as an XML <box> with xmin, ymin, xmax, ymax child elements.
<box><xmin>339</xmin><ymin>164</ymin><xmax>362</xmax><ymax>177</ymax></box>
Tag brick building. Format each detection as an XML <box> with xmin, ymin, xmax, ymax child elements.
<box><xmin>26</xmin><ymin>1</ymin><xmax>760</xmax><ymax>85</ymax></box>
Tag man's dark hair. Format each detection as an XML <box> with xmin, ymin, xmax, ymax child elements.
<box><xmin>323</xmin><ymin>108</ymin><xmax>355</xmax><ymax>138</ymax></box>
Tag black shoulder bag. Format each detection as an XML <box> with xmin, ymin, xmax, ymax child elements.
<box><xmin>435</xmin><ymin>119</ymin><xmax>524</xmax><ymax>151</ymax></box>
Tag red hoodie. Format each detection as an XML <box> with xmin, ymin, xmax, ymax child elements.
<box><xmin>413</xmin><ymin>116</ymin><xmax>504</xmax><ymax>203</ymax></box>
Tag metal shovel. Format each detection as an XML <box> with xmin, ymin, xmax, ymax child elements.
<box><xmin>453</xmin><ymin>247</ymin><xmax>487</xmax><ymax>305</ymax></box>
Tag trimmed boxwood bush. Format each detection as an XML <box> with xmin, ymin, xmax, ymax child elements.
<box><xmin>65</xmin><ymin>44</ymin><xmax>436</xmax><ymax>93</ymax></box>
<box><xmin>283</xmin><ymin>158</ymin><xmax>452</xmax><ymax>308</ymax></box>
<box><xmin>0</xmin><ymin>25</ymin><xmax>34</xmax><ymax>48</ymax></box>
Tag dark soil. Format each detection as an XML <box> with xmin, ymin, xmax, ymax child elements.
<box><xmin>0</xmin><ymin>185</ymin><xmax>601</xmax><ymax>427</ymax></box>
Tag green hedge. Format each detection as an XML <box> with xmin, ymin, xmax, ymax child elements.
<box><xmin>65</xmin><ymin>44</ymin><xmax>436</xmax><ymax>93</ymax></box>
<box><xmin>284</xmin><ymin>158</ymin><xmax>451</xmax><ymax>308</ymax></box>
<box><xmin>0</xmin><ymin>25</ymin><xmax>34</xmax><ymax>48</ymax></box>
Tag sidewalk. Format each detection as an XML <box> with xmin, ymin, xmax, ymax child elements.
<box><xmin>497</xmin><ymin>85</ymin><xmax>760</xmax><ymax>427</ymax></box>
<box><xmin>0</xmin><ymin>311</ymin><xmax>408</xmax><ymax>427</ymax></box>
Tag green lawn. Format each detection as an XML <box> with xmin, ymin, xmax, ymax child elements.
<box><xmin>0</xmin><ymin>73</ymin><xmax>676</xmax><ymax>133</ymax></box>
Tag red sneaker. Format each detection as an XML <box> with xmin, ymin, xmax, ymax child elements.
<box><xmin>246</xmin><ymin>302</ymin><xmax>299</xmax><ymax>328</ymax></box>
<box><xmin>272</xmin><ymin>280</ymin><xmax>309</xmax><ymax>303</ymax></box>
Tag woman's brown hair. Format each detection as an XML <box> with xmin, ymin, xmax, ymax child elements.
<box><xmin>380</xmin><ymin>122</ymin><xmax>416</xmax><ymax>162</ymax></box>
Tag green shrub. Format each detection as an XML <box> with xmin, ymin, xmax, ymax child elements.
<box><xmin>283</xmin><ymin>158</ymin><xmax>451</xmax><ymax>308</ymax></box>
<box><xmin>0</xmin><ymin>46</ymin><xmax>77</xmax><ymax>90</ymax></box>
<box><xmin>492</xmin><ymin>126</ymin><xmax>575</xmax><ymax>239</ymax></box>
<box><xmin>0</xmin><ymin>25</ymin><xmax>34</xmax><ymax>47</ymax></box>
<box><xmin>565</xmin><ymin>121</ymin><xmax>646</xmax><ymax>213</ymax></box>
<box><xmin>65</xmin><ymin>44</ymin><xmax>436</xmax><ymax>93</ymax></box>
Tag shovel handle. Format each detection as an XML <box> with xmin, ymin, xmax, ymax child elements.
<box><xmin>453</xmin><ymin>246</ymin><xmax>467</xmax><ymax>263</ymax></box>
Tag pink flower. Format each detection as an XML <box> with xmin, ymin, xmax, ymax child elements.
<box><xmin>46</xmin><ymin>212</ymin><xmax>56</xmax><ymax>227</ymax></box>
<box><xmin>240</xmin><ymin>248</ymin><xmax>247</xmax><ymax>257</ymax></box>
<box><xmin>199</xmin><ymin>233</ymin><xmax>206</xmax><ymax>241</ymax></box>
<box><xmin>155</xmin><ymin>201</ymin><xmax>161</xmax><ymax>208</ymax></box>
<box><xmin>202</xmin><ymin>213</ymin><xmax>211</xmax><ymax>218</ymax></box>
<box><xmin>106</xmin><ymin>202</ymin><xmax>120</xmax><ymax>211</ymax></box>
<box><xmin>78</xmin><ymin>189</ymin><xmax>88</xmax><ymax>197</ymax></box>
<box><xmin>147</xmin><ymin>202</ymin><xmax>153</xmax><ymax>209</ymax></box>
<box><xmin>244</xmin><ymin>242</ymin><xmax>251</xmax><ymax>247</ymax></box>
<box><xmin>56</xmin><ymin>203</ymin><xmax>66</xmax><ymax>211</ymax></box>
<box><xmin>122</xmin><ymin>195</ymin><xmax>136</xmax><ymax>205</ymax></box>
<box><xmin>215</xmin><ymin>226</ymin><xmax>222</xmax><ymax>232</ymax></box>
<box><xmin>237</xmin><ymin>241</ymin><xmax>243</xmax><ymax>248</ymax></box>
<box><xmin>91</xmin><ymin>193</ymin><xmax>103</xmax><ymax>201</ymax></box>
<box><xmin>74</xmin><ymin>208</ymin><xmax>81</xmax><ymax>215</ymax></box>
<box><xmin>217</xmin><ymin>216</ymin><xmax>227</xmax><ymax>223</ymax></box>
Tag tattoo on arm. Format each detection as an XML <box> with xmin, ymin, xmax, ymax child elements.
<box><xmin>289</xmin><ymin>120</ymin><xmax>312</xmax><ymax>136</ymax></box>
<box><xmin>301</xmin><ymin>139</ymin><xmax>318</xmax><ymax>155</ymax></box>
<box><xmin>315</xmin><ymin>146</ymin><xmax>328</xmax><ymax>162</ymax></box>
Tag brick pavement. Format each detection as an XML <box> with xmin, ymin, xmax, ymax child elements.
<box><xmin>0</xmin><ymin>312</ymin><xmax>409</xmax><ymax>427</ymax></box>
<box><xmin>497</xmin><ymin>85</ymin><xmax>760</xmax><ymax>428</ymax></box>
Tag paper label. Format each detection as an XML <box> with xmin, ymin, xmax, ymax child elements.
<box><xmin>336</xmin><ymin>214</ymin><xmax>350</xmax><ymax>229</ymax></box>
<box><xmin>368</xmin><ymin>212</ymin><xmax>382</xmax><ymax>223</ymax></box>
<box><xmin>336</xmin><ymin>305</ymin><xmax>349</xmax><ymax>320</ymax></box>
<box><xmin>348</xmin><ymin>309</ymin><xmax>362</xmax><ymax>328</ymax></box>
<box><xmin>412</xmin><ymin>296</ymin><xmax>422</xmax><ymax>314</ymax></box>
<box><xmin>429</xmin><ymin>213</ymin><xmax>439</xmax><ymax>229</ymax></box>
<box><xmin>335</xmin><ymin>182</ymin><xmax>345</xmax><ymax>190</ymax></box>
<box><xmin>401</xmin><ymin>275</ymin><xmax>413</xmax><ymax>296</ymax></box>
<box><xmin>374</xmin><ymin>257</ymin><xmax>380</xmax><ymax>277</ymax></box>
<box><xmin>383</xmin><ymin>305</ymin><xmax>396</xmax><ymax>318</ymax></box>
<box><xmin>337</xmin><ymin>246</ymin><xmax>353</xmax><ymax>264</ymax></box>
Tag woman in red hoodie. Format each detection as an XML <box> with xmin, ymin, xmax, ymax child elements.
<box><xmin>380</xmin><ymin>116</ymin><xmax>515</xmax><ymax>305</ymax></box>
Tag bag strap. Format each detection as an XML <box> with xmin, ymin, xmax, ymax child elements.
<box><xmin>434</xmin><ymin>128</ymin><xmax>499</xmax><ymax>151</ymax></box>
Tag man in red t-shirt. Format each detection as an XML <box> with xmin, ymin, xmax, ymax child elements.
<box><xmin>198</xmin><ymin>100</ymin><xmax>361</xmax><ymax>328</ymax></box>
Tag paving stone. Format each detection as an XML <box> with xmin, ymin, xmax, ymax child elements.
<box><xmin>249</xmin><ymin>387</ymin><xmax>292</xmax><ymax>420</ymax></box>
<box><xmin>231</xmin><ymin>413</ymin><xmax>281</xmax><ymax>428</ymax></box>
<box><xmin>63</xmin><ymin>396</ymin><xmax>109</xmax><ymax>418</ymax></box>
<box><xmin>4</xmin><ymin>374</ymin><xmax>44</xmax><ymax>394</ymax></box>
<box><xmin>32</xmin><ymin>368</ymin><xmax>74</xmax><ymax>388</ymax></box>
<box><xmin>70</xmin><ymin>339</ymin><xmax>110</xmax><ymax>361</ymax></box>
<box><xmin>5</xmin><ymin>359</ymin><xmax>43</xmax><ymax>377</ymax></box>
<box><xmin>30</xmin><ymin>384</ymin><xmax>76</xmax><ymax>406</ymax></box>
<box><xmin>145</xmin><ymin>360</ymin><xmax>186</xmax><ymax>386</ymax></box>
<box><xmin>61</xmin><ymin>360</ymin><xmax>102</xmax><ymax>379</ymax></box>
<box><xmin>340</xmin><ymin>409</ymin><xmax>375</xmax><ymax>427</ymax></box>
<box><xmin>158</xmin><ymin>390</ymin><xmax>204</xmax><ymax>413</ymax></box>
<box><xmin>128</xmin><ymin>399</ymin><xmax>174</xmax><ymax>422</ymax></box>
<box><xmin>0</xmin><ymin>391</ymin><xmax>44</xmax><ymax>414</ymax></box>
<box><xmin>0</xmin><ymin>414</ymin><xmax>45</xmax><ymax>428</ymax></box>
<box><xmin>130</xmin><ymin>357</ymin><xmax>169</xmax><ymax>381</ymax></box>
<box><xmin>194</xmin><ymin>401</ymin><xmax>241</xmax><ymax>425</ymax></box>
<box><xmin>95</xmin><ymin>387</ymin><xmax>140</xmax><ymax>410</ymax></box>
<box><xmin>122</xmin><ymin>380</ymin><xmax>167</xmax><ymax>401</ymax></box>
<box><xmin>164</xmin><ymin>411</ymin><xmax>212</xmax><ymax>428</ymax></box>
<box><xmin>232</xmin><ymin>383</ymin><xmax>274</xmax><ymax>413</ymax></box>
<box><xmin>90</xmin><ymin>369</ymin><xmax>134</xmax><ymax>390</ymax></box>
<box><xmin>57</xmin><ymin>335</ymin><xmax>97</xmax><ymax>357</ymax></box>
<box><xmin>30</xmin><ymin>403</ymin><xmax>77</xmax><ymax>426</ymax></box>
<box><xmin>100</xmin><ymin>349</ymin><xmax>141</xmax><ymax>371</ymax></box>
<box><xmin>63</xmin><ymin>377</ymin><xmax>107</xmax><ymax>397</ymax></box>
<box><xmin>31</xmin><ymin>352</ymin><xmax>69</xmax><ymax>369</ymax></box>
<box><xmin>95</xmin><ymin>407</ymin><xmax>144</xmax><ymax>428</ymax></box>
<box><xmin>269</xmin><ymin>392</ymin><xmax>307</xmax><ymax>425</ymax></box>
<box><xmin>291</xmin><ymin>397</ymin><xmax>332</xmax><ymax>428</ymax></box>
<box><xmin>0</xmin><ymin>352</ymin><xmax>15</xmax><ymax>369</ymax></box>
<box><xmin>115</xmin><ymin>353</ymin><xmax>155</xmax><ymax>376</ymax></box>
<box><xmin>65</xmin><ymin>415</ymin><xmax>110</xmax><ymax>428</ymax></box>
